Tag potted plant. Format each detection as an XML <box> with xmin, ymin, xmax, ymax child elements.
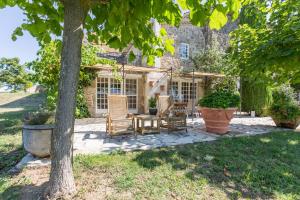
<box><xmin>269</xmin><ymin>85</ymin><xmax>300</xmax><ymax>129</ymax></box>
<box><xmin>199</xmin><ymin>89</ymin><xmax>240</xmax><ymax>134</ymax></box>
<box><xmin>23</xmin><ymin>109</ymin><xmax>54</xmax><ymax>157</ymax></box>
<box><xmin>148</xmin><ymin>97</ymin><xmax>157</xmax><ymax>115</ymax></box>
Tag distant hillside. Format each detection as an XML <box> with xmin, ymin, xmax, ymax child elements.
<box><xmin>0</xmin><ymin>92</ymin><xmax>45</xmax><ymax>112</ymax></box>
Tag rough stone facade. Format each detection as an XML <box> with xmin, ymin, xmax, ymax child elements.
<box><xmin>84</xmin><ymin>15</ymin><xmax>236</xmax><ymax>117</ymax></box>
<box><xmin>160</xmin><ymin>14</ymin><xmax>237</xmax><ymax>71</ymax></box>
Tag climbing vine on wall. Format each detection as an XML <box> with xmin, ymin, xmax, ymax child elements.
<box><xmin>29</xmin><ymin>41</ymin><xmax>115</xmax><ymax>118</ymax></box>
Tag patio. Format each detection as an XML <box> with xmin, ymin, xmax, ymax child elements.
<box><xmin>14</xmin><ymin>116</ymin><xmax>295</xmax><ymax>170</ymax></box>
<box><xmin>73</xmin><ymin>116</ymin><xmax>287</xmax><ymax>154</ymax></box>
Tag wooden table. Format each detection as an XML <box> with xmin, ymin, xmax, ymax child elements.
<box><xmin>134</xmin><ymin>115</ymin><xmax>161</xmax><ymax>134</ymax></box>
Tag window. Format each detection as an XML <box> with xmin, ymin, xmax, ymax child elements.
<box><xmin>181</xmin><ymin>82</ymin><xmax>190</xmax><ymax>102</ymax></box>
<box><xmin>110</xmin><ymin>79</ymin><xmax>121</xmax><ymax>94</ymax></box>
<box><xmin>97</xmin><ymin>78</ymin><xmax>108</xmax><ymax>109</ymax></box>
<box><xmin>179</xmin><ymin>43</ymin><xmax>189</xmax><ymax>60</ymax></box>
<box><xmin>181</xmin><ymin>82</ymin><xmax>197</xmax><ymax>102</ymax></box>
<box><xmin>170</xmin><ymin>81</ymin><xmax>179</xmax><ymax>100</ymax></box>
<box><xmin>126</xmin><ymin>79</ymin><xmax>137</xmax><ymax>109</ymax></box>
<box><xmin>97</xmin><ymin>78</ymin><xmax>138</xmax><ymax>112</ymax></box>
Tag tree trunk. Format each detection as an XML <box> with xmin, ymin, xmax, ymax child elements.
<box><xmin>47</xmin><ymin>0</ymin><xmax>87</xmax><ymax>198</ymax></box>
<box><xmin>203</xmin><ymin>25</ymin><xmax>213</xmax><ymax>50</ymax></box>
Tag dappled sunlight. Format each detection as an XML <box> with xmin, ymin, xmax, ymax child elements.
<box><xmin>260</xmin><ymin>137</ymin><xmax>272</xmax><ymax>143</ymax></box>
<box><xmin>133</xmin><ymin>131</ymin><xmax>300</xmax><ymax>199</ymax></box>
<box><xmin>288</xmin><ymin>139</ymin><xmax>299</xmax><ymax>145</ymax></box>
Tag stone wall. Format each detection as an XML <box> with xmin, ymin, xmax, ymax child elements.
<box><xmin>160</xmin><ymin>14</ymin><xmax>238</xmax><ymax>70</ymax></box>
<box><xmin>83</xmin><ymin>78</ymin><xmax>97</xmax><ymax>117</ymax></box>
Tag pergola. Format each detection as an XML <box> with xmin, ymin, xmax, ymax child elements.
<box><xmin>88</xmin><ymin>62</ymin><xmax>224</xmax><ymax>121</ymax></box>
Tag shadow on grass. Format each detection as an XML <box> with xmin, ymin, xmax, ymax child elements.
<box><xmin>133</xmin><ymin>131</ymin><xmax>300</xmax><ymax>199</ymax></box>
<box><xmin>0</xmin><ymin>147</ymin><xmax>26</xmax><ymax>174</ymax></box>
<box><xmin>0</xmin><ymin>179</ymin><xmax>49</xmax><ymax>200</ymax></box>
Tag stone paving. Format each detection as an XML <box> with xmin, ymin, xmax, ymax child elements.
<box><xmin>16</xmin><ymin>116</ymin><xmax>293</xmax><ymax>170</ymax></box>
<box><xmin>73</xmin><ymin>116</ymin><xmax>286</xmax><ymax>154</ymax></box>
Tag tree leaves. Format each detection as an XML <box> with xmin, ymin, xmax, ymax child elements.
<box><xmin>230</xmin><ymin>0</ymin><xmax>300</xmax><ymax>85</ymax></box>
<box><xmin>209</xmin><ymin>7</ymin><xmax>228</xmax><ymax>30</ymax></box>
<box><xmin>0</xmin><ymin>57</ymin><xmax>32</xmax><ymax>91</ymax></box>
<box><xmin>1</xmin><ymin>0</ymin><xmax>243</xmax><ymax>60</ymax></box>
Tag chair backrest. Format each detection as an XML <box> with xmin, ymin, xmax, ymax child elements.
<box><xmin>158</xmin><ymin>95</ymin><xmax>172</xmax><ymax>117</ymax></box>
<box><xmin>108</xmin><ymin>95</ymin><xmax>128</xmax><ymax>119</ymax></box>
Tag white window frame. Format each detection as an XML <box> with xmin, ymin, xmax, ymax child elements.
<box><xmin>96</xmin><ymin>76</ymin><xmax>139</xmax><ymax>114</ymax></box>
<box><xmin>179</xmin><ymin>43</ymin><xmax>189</xmax><ymax>60</ymax></box>
<box><xmin>171</xmin><ymin>79</ymin><xmax>198</xmax><ymax>102</ymax></box>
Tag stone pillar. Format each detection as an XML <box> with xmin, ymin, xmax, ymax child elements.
<box><xmin>83</xmin><ymin>78</ymin><xmax>97</xmax><ymax>117</ymax></box>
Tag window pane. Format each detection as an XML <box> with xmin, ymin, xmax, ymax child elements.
<box><xmin>170</xmin><ymin>81</ymin><xmax>179</xmax><ymax>100</ymax></box>
<box><xmin>190</xmin><ymin>83</ymin><xmax>197</xmax><ymax>99</ymax></box>
<box><xmin>97</xmin><ymin>78</ymin><xmax>108</xmax><ymax>109</ymax></box>
<box><xmin>181</xmin><ymin>82</ymin><xmax>189</xmax><ymax>102</ymax></box>
<box><xmin>179</xmin><ymin>43</ymin><xmax>189</xmax><ymax>59</ymax></box>
<box><xmin>126</xmin><ymin>79</ymin><xmax>137</xmax><ymax>109</ymax></box>
<box><xmin>110</xmin><ymin>79</ymin><xmax>121</xmax><ymax>94</ymax></box>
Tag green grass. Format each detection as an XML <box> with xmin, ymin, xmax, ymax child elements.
<box><xmin>0</xmin><ymin>92</ymin><xmax>45</xmax><ymax>198</ymax></box>
<box><xmin>0</xmin><ymin>92</ymin><xmax>45</xmax><ymax>173</ymax></box>
<box><xmin>74</xmin><ymin>131</ymin><xmax>300</xmax><ymax>200</ymax></box>
<box><xmin>0</xmin><ymin>92</ymin><xmax>299</xmax><ymax>199</ymax></box>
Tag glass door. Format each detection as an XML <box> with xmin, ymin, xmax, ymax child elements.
<box><xmin>97</xmin><ymin>77</ymin><xmax>138</xmax><ymax>113</ymax></box>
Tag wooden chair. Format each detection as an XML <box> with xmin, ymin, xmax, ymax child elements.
<box><xmin>158</xmin><ymin>96</ymin><xmax>187</xmax><ymax>133</ymax></box>
<box><xmin>106</xmin><ymin>95</ymin><xmax>135</xmax><ymax>136</ymax></box>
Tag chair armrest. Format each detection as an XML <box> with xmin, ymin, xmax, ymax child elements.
<box><xmin>127</xmin><ymin>113</ymin><xmax>134</xmax><ymax>118</ymax></box>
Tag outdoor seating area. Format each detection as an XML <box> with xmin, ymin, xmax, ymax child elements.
<box><xmin>105</xmin><ymin>94</ymin><xmax>190</xmax><ymax>136</ymax></box>
<box><xmin>71</xmin><ymin>115</ymin><xmax>289</xmax><ymax>155</ymax></box>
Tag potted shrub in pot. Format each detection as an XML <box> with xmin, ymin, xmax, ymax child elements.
<box><xmin>199</xmin><ymin>89</ymin><xmax>240</xmax><ymax>134</ymax></box>
<box><xmin>269</xmin><ymin>85</ymin><xmax>300</xmax><ymax>129</ymax></box>
<box><xmin>148</xmin><ymin>97</ymin><xmax>157</xmax><ymax>115</ymax></box>
<box><xmin>23</xmin><ymin>109</ymin><xmax>54</xmax><ymax>157</ymax></box>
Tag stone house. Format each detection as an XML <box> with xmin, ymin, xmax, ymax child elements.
<box><xmin>84</xmin><ymin>15</ymin><xmax>234</xmax><ymax>117</ymax></box>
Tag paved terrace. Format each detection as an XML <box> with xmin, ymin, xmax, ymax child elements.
<box><xmin>15</xmin><ymin>116</ymin><xmax>297</xmax><ymax>170</ymax></box>
<box><xmin>73</xmin><ymin>117</ymin><xmax>287</xmax><ymax>154</ymax></box>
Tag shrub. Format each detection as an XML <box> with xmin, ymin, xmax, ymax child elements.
<box><xmin>24</xmin><ymin>109</ymin><xmax>54</xmax><ymax>125</ymax></box>
<box><xmin>269</xmin><ymin>85</ymin><xmax>300</xmax><ymax>121</ymax></box>
<box><xmin>241</xmin><ymin>78</ymin><xmax>273</xmax><ymax>116</ymax></box>
<box><xmin>199</xmin><ymin>89</ymin><xmax>240</xmax><ymax>109</ymax></box>
<box><xmin>148</xmin><ymin>97</ymin><xmax>157</xmax><ymax>108</ymax></box>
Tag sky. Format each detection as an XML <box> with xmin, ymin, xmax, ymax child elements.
<box><xmin>0</xmin><ymin>7</ymin><xmax>39</xmax><ymax>64</ymax></box>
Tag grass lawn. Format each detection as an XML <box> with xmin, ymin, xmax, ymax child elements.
<box><xmin>0</xmin><ymin>92</ymin><xmax>45</xmax><ymax>172</ymax></box>
<box><xmin>1</xmin><ymin>131</ymin><xmax>299</xmax><ymax>200</ymax></box>
<box><xmin>0</xmin><ymin>92</ymin><xmax>45</xmax><ymax>199</ymax></box>
<box><xmin>0</xmin><ymin>92</ymin><xmax>299</xmax><ymax>199</ymax></box>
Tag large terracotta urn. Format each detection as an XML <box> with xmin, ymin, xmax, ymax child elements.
<box><xmin>22</xmin><ymin>124</ymin><xmax>54</xmax><ymax>157</ymax></box>
<box><xmin>200</xmin><ymin>107</ymin><xmax>236</xmax><ymax>134</ymax></box>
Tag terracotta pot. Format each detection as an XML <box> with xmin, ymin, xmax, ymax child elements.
<box><xmin>200</xmin><ymin>107</ymin><xmax>236</xmax><ymax>134</ymax></box>
<box><xmin>272</xmin><ymin>117</ymin><xmax>300</xmax><ymax>129</ymax></box>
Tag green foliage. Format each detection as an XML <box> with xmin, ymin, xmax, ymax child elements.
<box><xmin>199</xmin><ymin>89</ymin><xmax>240</xmax><ymax>109</ymax></box>
<box><xmin>269</xmin><ymin>85</ymin><xmax>300</xmax><ymax>121</ymax></box>
<box><xmin>0</xmin><ymin>57</ymin><xmax>32</xmax><ymax>91</ymax></box>
<box><xmin>230</xmin><ymin>0</ymin><xmax>300</xmax><ymax>84</ymax></box>
<box><xmin>29</xmin><ymin>41</ymin><xmax>101</xmax><ymax>118</ymax></box>
<box><xmin>23</xmin><ymin>109</ymin><xmax>54</xmax><ymax>125</ymax></box>
<box><xmin>74</xmin><ymin>131</ymin><xmax>300</xmax><ymax>199</ymax></box>
<box><xmin>241</xmin><ymin>78</ymin><xmax>273</xmax><ymax>116</ymax></box>
<box><xmin>2</xmin><ymin>0</ymin><xmax>244</xmax><ymax>65</ymax></box>
<box><xmin>148</xmin><ymin>97</ymin><xmax>157</xmax><ymax>108</ymax></box>
<box><xmin>192</xmin><ymin>48</ymin><xmax>225</xmax><ymax>74</ymax></box>
<box><xmin>210</xmin><ymin>77</ymin><xmax>238</xmax><ymax>93</ymax></box>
